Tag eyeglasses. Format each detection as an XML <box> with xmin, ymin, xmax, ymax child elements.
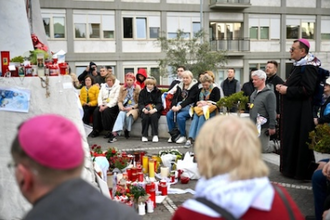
<box><xmin>290</xmin><ymin>47</ymin><xmax>297</xmax><ymax>52</ymax></box>
<box><xmin>7</xmin><ymin>160</ymin><xmax>17</xmax><ymax>172</ymax></box>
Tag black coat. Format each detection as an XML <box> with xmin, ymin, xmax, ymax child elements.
<box><xmin>280</xmin><ymin>65</ymin><xmax>318</xmax><ymax>180</ymax></box>
<box><xmin>194</xmin><ymin>86</ymin><xmax>221</xmax><ymax>104</ymax></box>
<box><xmin>138</xmin><ymin>87</ymin><xmax>163</xmax><ymax>114</ymax></box>
<box><xmin>266</xmin><ymin>74</ymin><xmax>285</xmax><ymax>114</ymax></box>
<box><xmin>171</xmin><ymin>81</ymin><xmax>199</xmax><ymax>108</ymax></box>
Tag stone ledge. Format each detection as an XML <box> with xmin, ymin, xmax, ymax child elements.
<box><xmin>129</xmin><ymin>116</ymin><xmax>191</xmax><ymax>139</ymax></box>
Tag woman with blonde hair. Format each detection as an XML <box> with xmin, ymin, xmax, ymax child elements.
<box><xmin>166</xmin><ymin>70</ymin><xmax>199</xmax><ymax>144</ymax></box>
<box><xmin>172</xmin><ymin>115</ymin><xmax>304</xmax><ymax>220</ymax></box>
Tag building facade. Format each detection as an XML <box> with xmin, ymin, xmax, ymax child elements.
<box><xmin>39</xmin><ymin>0</ymin><xmax>330</xmax><ymax>85</ymax></box>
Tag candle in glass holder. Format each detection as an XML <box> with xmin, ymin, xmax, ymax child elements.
<box><xmin>152</xmin><ymin>155</ymin><xmax>158</xmax><ymax>172</ymax></box>
<box><xmin>142</xmin><ymin>155</ymin><xmax>149</xmax><ymax>174</ymax></box>
<box><xmin>149</xmin><ymin>159</ymin><xmax>155</xmax><ymax>178</ymax></box>
<box><xmin>160</xmin><ymin>166</ymin><xmax>169</xmax><ymax>179</ymax></box>
<box><xmin>126</xmin><ymin>168</ymin><xmax>132</xmax><ymax>181</ymax></box>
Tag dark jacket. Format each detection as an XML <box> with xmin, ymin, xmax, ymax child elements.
<box><xmin>266</xmin><ymin>74</ymin><xmax>284</xmax><ymax>114</ymax></box>
<box><xmin>138</xmin><ymin>87</ymin><xmax>163</xmax><ymax>114</ymax></box>
<box><xmin>23</xmin><ymin>178</ymin><xmax>141</xmax><ymax>220</ymax></box>
<box><xmin>171</xmin><ymin>79</ymin><xmax>199</xmax><ymax>108</ymax></box>
<box><xmin>78</xmin><ymin>70</ymin><xmax>101</xmax><ymax>86</ymax></box>
<box><xmin>241</xmin><ymin>80</ymin><xmax>255</xmax><ymax>113</ymax></box>
<box><xmin>318</xmin><ymin>96</ymin><xmax>330</xmax><ymax>124</ymax></box>
<box><xmin>221</xmin><ymin>78</ymin><xmax>240</xmax><ymax>97</ymax></box>
<box><xmin>249</xmin><ymin>85</ymin><xmax>276</xmax><ymax>129</ymax></box>
<box><xmin>194</xmin><ymin>86</ymin><xmax>221</xmax><ymax>104</ymax></box>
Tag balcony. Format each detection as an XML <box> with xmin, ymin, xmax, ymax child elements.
<box><xmin>210</xmin><ymin>38</ymin><xmax>250</xmax><ymax>52</ymax></box>
<box><xmin>209</xmin><ymin>0</ymin><xmax>251</xmax><ymax>10</ymax></box>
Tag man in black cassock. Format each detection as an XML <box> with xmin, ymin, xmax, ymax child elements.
<box><xmin>276</xmin><ymin>38</ymin><xmax>320</xmax><ymax>180</ymax></box>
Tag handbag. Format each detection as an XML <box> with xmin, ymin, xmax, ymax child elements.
<box><xmin>169</xmin><ymin>127</ymin><xmax>181</xmax><ymax>143</ymax></box>
<box><xmin>193</xmin><ymin>104</ymin><xmax>218</xmax><ymax>117</ymax></box>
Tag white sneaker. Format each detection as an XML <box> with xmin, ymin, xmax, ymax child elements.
<box><xmin>176</xmin><ymin>136</ymin><xmax>186</xmax><ymax>144</ymax></box>
<box><xmin>185</xmin><ymin>140</ymin><xmax>192</xmax><ymax>148</ymax></box>
<box><xmin>142</xmin><ymin>137</ymin><xmax>148</xmax><ymax>142</ymax></box>
<box><xmin>168</xmin><ymin>137</ymin><xmax>172</xmax><ymax>143</ymax></box>
<box><xmin>152</xmin><ymin>135</ymin><xmax>159</xmax><ymax>143</ymax></box>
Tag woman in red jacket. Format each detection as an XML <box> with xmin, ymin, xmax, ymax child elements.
<box><xmin>172</xmin><ymin>115</ymin><xmax>304</xmax><ymax>220</ymax></box>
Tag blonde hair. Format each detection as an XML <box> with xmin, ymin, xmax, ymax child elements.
<box><xmin>200</xmin><ymin>74</ymin><xmax>213</xmax><ymax>83</ymax></box>
<box><xmin>204</xmin><ymin>71</ymin><xmax>215</xmax><ymax>83</ymax></box>
<box><xmin>195</xmin><ymin>115</ymin><xmax>269</xmax><ymax>180</ymax></box>
<box><xmin>144</xmin><ymin>76</ymin><xmax>157</xmax><ymax>86</ymax></box>
<box><xmin>181</xmin><ymin>70</ymin><xmax>194</xmax><ymax>79</ymax></box>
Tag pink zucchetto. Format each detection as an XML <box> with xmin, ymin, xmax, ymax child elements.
<box><xmin>298</xmin><ymin>38</ymin><xmax>310</xmax><ymax>49</ymax></box>
<box><xmin>18</xmin><ymin>114</ymin><xmax>84</xmax><ymax>170</ymax></box>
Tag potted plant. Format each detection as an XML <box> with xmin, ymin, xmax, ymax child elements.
<box><xmin>308</xmin><ymin>123</ymin><xmax>330</xmax><ymax>161</ymax></box>
<box><xmin>217</xmin><ymin>91</ymin><xmax>249</xmax><ymax>116</ymax></box>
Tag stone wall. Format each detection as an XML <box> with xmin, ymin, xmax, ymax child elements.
<box><xmin>0</xmin><ymin>76</ymin><xmax>95</xmax><ymax>220</ymax></box>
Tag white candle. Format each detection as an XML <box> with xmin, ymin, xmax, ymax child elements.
<box><xmin>147</xmin><ymin>200</ymin><xmax>154</xmax><ymax>213</ymax></box>
<box><xmin>138</xmin><ymin>203</ymin><xmax>146</xmax><ymax>215</ymax></box>
<box><xmin>160</xmin><ymin>166</ymin><xmax>169</xmax><ymax>178</ymax></box>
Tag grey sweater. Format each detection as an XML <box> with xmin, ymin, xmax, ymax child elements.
<box><xmin>249</xmin><ymin>85</ymin><xmax>276</xmax><ymax>129</ymax></box>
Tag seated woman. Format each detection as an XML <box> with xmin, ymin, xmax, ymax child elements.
<box><xmin>172</xmin><ymin>115</ymin><xmax>304</xmax><ymax>220</ymax></box>
<box><xmin>108</xmin><ymin>73</ymin><xmax>141</xmax><ymax>143</ymax></box>
<box><xmin>138</xmin><ymin>77</ymin><xmax>162</xmax><ymax>142</ymax></box>
<box><xmin>80</xmin><ymin>76</ymin><xmax>100</xmax><ymax>125</ymax></box>
<box><xmin>185</xmin><ymin>74</ymin><xmax>220</xmax><ymax>147</ymax></box>
<box><xmin>166</xmin><ymin>70</ymin><xmax>199</xmax><ymax>144</ymax></box>
<box><xmin>89</xmin><ymin>74</ymin><xmax>120</xmax><ymax>138</ymax></box>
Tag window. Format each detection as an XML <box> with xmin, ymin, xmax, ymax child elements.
<box><xmin>73</xmin><ymin>11</ymin><xmax>115</xmax><ymax>39</ymax></box>
<box><xmin>321</xmin><ymin>17</ymin><xmax>330</xmax><ymax>40</ymax></box>
<box><xmin>209</xmin><ymin>22</ymin><xmax>242</xmax><ymax>41</ymax></box>
<box><xmin>249</xmin><ymin>15</ymin><xmax>280</xmax><ymax>40</ymax></box>
<box><xmin>286</xmin><ymin>16</ymin><xmax>315</xmax><ymax>39</ymax></box>
<box><xmin>42</xmin><ymin>10</ymin><xmax>66</xmax><ymax>39</ymax></box>
<box><xmin>123</xmin><ymin>18</ymin><xmax>133</xmax><ymax>38</ymax></box>
<box><xmin>167</xmin><ymin>14</ymin><xmax>200</xmax><ymax>39</ymax></box>
<box><xmin>193</xmin><ymin>22</ymin><xmax>201</xmax><ymax>36</ymax></box>
<box><xmin>123</xmin><ymin>16</ymin><xmax>160</xmax><ymax>39</ymax></box>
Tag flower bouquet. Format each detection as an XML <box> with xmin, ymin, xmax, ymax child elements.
<box><xmin>105</xmin><ymin>147</ymin><xmax>118</xmax><ymax>161</ymax></box>
<box><xmin>90</xmin><ymin>144</ymin><xmax>105</xmax><ymax>157</ymax></box>
<box><xmin>110</xmin><ymin>156</ymin><xmax>130</xmax><ymax>172</ymax></box>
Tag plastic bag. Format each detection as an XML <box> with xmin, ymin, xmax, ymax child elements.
<box><xmin>176</xmin><ymin>152</ymin><xmax>200</xmax><ymax>179</ymax></box>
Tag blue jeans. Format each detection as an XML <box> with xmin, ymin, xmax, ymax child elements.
<box><xmin>166</xmin><ymin>105</ymin><xmax>191</xmax><ymax>136</ymax></box>
<box><xmin>188</xmin><ymin>112</ymin><xmax>216</xmax><ymax>140</ymax></box>
<box><xmin>312</xmin><ymin>159</ymin><xmax>329</xmax><ymax>220</ymax></box>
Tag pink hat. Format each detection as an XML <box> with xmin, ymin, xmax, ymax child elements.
<box><xmin>18</xmin><ymin>114</ymin><xmax>84</xmax><ymax>170</ymax></box>
<box><xmin>298</xmin><ymin>38</ymin><xmax>310</xmax><ymax>49</ymax></box>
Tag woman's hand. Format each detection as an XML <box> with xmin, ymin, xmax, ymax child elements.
<box><xmin>172</xmin><ymin>105</ymin><xmax>182</xmax><ymax>112</ymax></box>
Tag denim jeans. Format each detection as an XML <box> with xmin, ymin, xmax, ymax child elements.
<box><xmin>166</xmin><ymin>105</ymin><xmax>191</xmax><ymax>136</ymax></box>
<box><xmin>188</xmin><ymin>112</ymin><xmax>216</xmax><ymax>140</ymax></box>
<box><xmin>312</xmin><ymin>159</ymin><xmax>329</xmax><ymax>220</ymax></box>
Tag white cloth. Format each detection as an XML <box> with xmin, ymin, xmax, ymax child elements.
<box><xmin>182</xmin><ymin>174</ymin><xmax>274</xmax><ymax>218</ymax></box>
<box><xmin>94</xmin><ymin>156</ymin><xmax>109</xmax><ymax>182</ymax></box>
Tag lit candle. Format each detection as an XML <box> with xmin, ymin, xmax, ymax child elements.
<box><xmin>149</xmin><ymin>159</ymin><xmax>155</xmax><ymax>178</ymax></box>
<box><xmin>160</xmin><ymin>166</ymin><xmax>169</xmax><ymax>178</ymax></box>
<box><xmin>142</xmin><ymin>156</ymin><xmax>149</xmax><ymax>174</ymax></box>
<box><xmin>152</xmin><ymin>155</ymin><xmax>158</xmax><ymax>172</ymax></box>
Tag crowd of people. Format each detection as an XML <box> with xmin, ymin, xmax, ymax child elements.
<box><xmin>9</xmin><ymin>38</ymin><xmax>330</xmax><ymax>219</ymax></box>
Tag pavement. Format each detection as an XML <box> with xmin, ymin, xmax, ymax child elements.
<box><xmin>88</xmin><ymin>132</ymin><xmax>314</xmax><ymax>220</ymax></box>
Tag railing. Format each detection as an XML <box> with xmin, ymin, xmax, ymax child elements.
<box><xmin>210</xmin><ymin>38</ymin><xmax>250</xmax><ymax>52</ymax></box>
<box><xmin>210</xmin><ymin>0</ymin><xmax>250</xmax><ymax>3</ymax></box>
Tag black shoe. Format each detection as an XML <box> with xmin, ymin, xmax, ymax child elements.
<box><xmin>103</xmin><ymin>132</ymin><xmax>112</xmax><ymax>139</ymax></box>
<box><xmin>108</xmin><ymin>134</ymin><xmax>117</xmax><ymax>143</ymax></box>
<box><xmin>124</xmin><ymin>130</ymin><xmax>130</xmax><ymax>139</ymax></box>
<box><xmin>88</xmin><ymin>130</ymin><xmax>99</xmax><ymax>138</ymax></box>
